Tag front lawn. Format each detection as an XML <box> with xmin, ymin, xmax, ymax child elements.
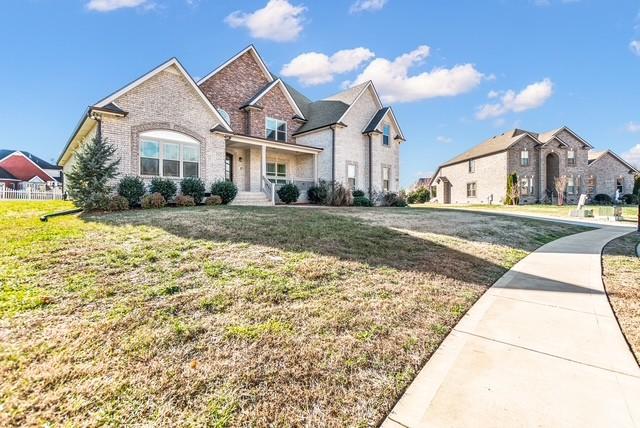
<box><xmin>602</xmin><ymin>232</ymin><xmax>640</xmax><ymax>362</ymax></box>
<box><xmin>417</xmin><ymin>203</ymin><xmax>638</xmax><ymax>222</ymax></box>
<box><xmin>0</xmin><ymin>201</ymin><xmax>589</xmax><ymax>426</ymax></box>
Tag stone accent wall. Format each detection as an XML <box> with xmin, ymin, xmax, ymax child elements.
<box><xmin>586</xmin><ymin>153</ymin><xmax>637</xmax><ymax>198</ymax></box>
<box><xmin>100</xmin><ymin>65</ymin><xmax>226</xmax><ymax>189</ymax></box>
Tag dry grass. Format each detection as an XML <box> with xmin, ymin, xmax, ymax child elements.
<box><xmin>0</xmin><ymin>201</ymin><xmax>588</xmax><ymax>427</ymax></box>
<box><xmin>602</xmin><ymin>232</ymin><xmax>640</xmax><ymax>361</ymax></box>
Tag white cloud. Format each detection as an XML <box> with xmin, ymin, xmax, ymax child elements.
<box><xmin>476</xmin><ymin>78</ymin><xmax>554</xmax><ymax>120</ymax></box>
<box><xmin>86</xmin><ymin>0</ymin><xmax>152</xmax><ymax>11</ymax></box>
<box><xmin>623</xmin><ymin>144</ymin><xmax>640</xmax><ymax>168</ymax></box>
<box><xmin>436</xmin><ymin>136</ymin><xmax>453</xmax><ymax>144</ymax></box>
<box><xmin>350</xmin><ymin>0</ymin><xmax>387</xmax><ymax>13</ymax></box>
<box><xmin>630</xmin><ymin>40</ymin><xmax>640</xmax><ymax>56</ymax></box>
<box><xmin>487</xmin><ymin>90</ymin><xmax>500</xmax><ymax>99</ymax></box>
<box><xmin>281</xmin><ymin>48</ymin><xmax>375</xmax><ymax>85</ymax></box>
<box><xmin>348</xmin><ymin>45</ymin><xmax>485</xmax><ymax>103</ymax></box>
<box><xmin>225</xmin><ymin>0</ymin><xmax>306</xmax><ymax>42</ymax></box>
<box><xmin>626</xmin><ymin>121</ymin><xmax>640</xmax><ymax>133</ymax></box>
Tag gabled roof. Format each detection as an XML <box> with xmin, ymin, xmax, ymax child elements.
<box><xmin>91</xmin><ymin>102</ymin><xmax>128</xmax><ymax>116</ymax></box>
<box><xmin>362</xmin><ymin>106</ymin><xmax>406</xmax><ymax>141</ymax></box>
<box><xmin>587</xmin><ymin>150</ymin><xmax>639</xmax><ymax>173</ymax></box>
<box><xmin>0</xmin><ymin>166</ymin><xmax>18</xmax><ymax>180</ymax></box>
<box><xmin>0</xmin><ymin>149</ymin><xmax>59</xmax><ymax>170</ymax></box>
<box><xmin>324</xmin><ymin>81</ymin><xmax>370</xmax><ymax>104</ymax></box>
<box><xmin>334</xmin><ymin>81</ymin><xmax>383</xmax><ymax>125</ymax></box>
<box><xmin>198</xmin><ymin>45</ymin><xmax>274</xmax><ymax>85</ymax></box>
<box><xmin>242</xmin><ymin>78</ymin><xmax>306</xmax><ymax>119</ymax></box>
<box><xmin>538</xmin><ymin>126</ymin><xmax>593</xmax><ymax>148</ymax></box>
<box><xmin>292</xmin><ymin>100</ymin><xmax>349</xmax><ymax>135</ymax></box>
<box><xmin>94</xmin><ymin>57</ymin><xmax>231</xmax><ymax>132</ymax></box>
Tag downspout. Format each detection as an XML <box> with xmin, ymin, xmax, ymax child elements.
<box><xmin>331</xmin><ymin>125</ymin><xmax>336</xmax><ymax>184</ymax></box>
<box><xmin>367</xmin><ymin>133</ymin><xmax>373</xmax><ymax>199</ymax></box>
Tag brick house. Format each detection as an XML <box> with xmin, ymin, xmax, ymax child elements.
<box><xmin>430</xmin><ymin>127</ymin><xmax>638</xmax><ymax>205</ymax></box>
<box><xmin>57</xmin><ymin>46</ymin><xmax>405</xmax><ymax>204</ymax></box>
<box><xmin>0</xmin><ymin>149</ymin><xmax>62</xmax><ymax>190</ymax></box>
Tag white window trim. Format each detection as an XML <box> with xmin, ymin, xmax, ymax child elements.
<box><xmin>468</xmin><ymin>159</ymin><xmax>476</xmax><ymax>173</ymax></box>
<box><xmin>266</xmin><ymin>160</ymin><xmax>288</xmax><ymax>184</ymax></box>
<box><xmin>139</xmin><ymin>131</ymin><xmax>200</xmax><ymax>179</ymax></box>
<box><xmin>265</xmin><ymin>117</ymin><xmax>287</xmax><ymax>143</ymax></box>
<box><xmin>521</xmin><ymin>149</ymin><xmax>529</xmax><ymax>166</ymax></box>
<box><xmin>467</xmin><ymin>182</ymin><xmax>477</xmax><ymax>198</ymax></box>
<box><xmin>382</xmin><ymin>124</ymin><xmax>391</xmax><ymax>146</ymax></box>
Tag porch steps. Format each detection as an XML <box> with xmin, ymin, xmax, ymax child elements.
<box><xmin>229</xmin><ymin>191</ymin><xmax>274</xmax><ymax>206</ymax></box>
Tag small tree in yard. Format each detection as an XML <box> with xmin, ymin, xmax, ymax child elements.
<box><xmin>554</xmin><ymin>176</ymin><xmax>568</xmax><ymax>206</ymax></box>
<box><xmin>505</xmin><ymin>173</ymin><xmax>519</xmax><ymax>205</ymax></box>
<box><xmin>65</xmin><ymin>136</ymin><xmax>119</xmax><ymax>211</ymax></box>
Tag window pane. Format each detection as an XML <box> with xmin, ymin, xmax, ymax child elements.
<box><xmin>266</xmin><ymin>163</ymin><xmax>276</xmax><ymax>175</ymax></box>
<box><xmin>382</xmin><ymin>167</ymin><xmax>389</xmax><ymax>180</ymax></box>
<box><xmin>267</xmin><ymin>119</ymin><xmax>276</xmax><ymax>130</ymax></box>
<box><xmin>266</xmin><ymin>129</ymin><xmax>276</xmax><ymax>140</ymax></box>
<box><xmin>383</xmin><ymin>125</ymin><xmax>390</xmax><ymax>136</ymax></box>
<box><xmin>163</xmin><ymin>159</ymin><xmax>180</xmax><ymax>177</ymax></box>
<box><xmin>277</xmin><ymin>164</ymin><xmax>286</xmax><ymax>176</ymax></box>
<box><xmin>277</xmin><ymin>121</ymin><xmax>286</xmax><ymax>132</ymax></box>
<box><xmin>347</xmin><ymin>164</ymin><xmax>356</xmax><ymax>178</ymax></box>
<box><xmin>141</xmin><ymin>158</ymin><xmax>159</xmax><ymax>175</ymax></box>
<box><xmin>164</xmin><ymin>143</ymin><xmax>179</xmax><ymax>160</ymax></box>
<box><xmin>277</xmin><ymin>130</ymin><xmax>286</xmax><ymax>142</ymax></box>
<box><xmin>183</xmin><ymin>145</ymin><xmax>199</xmax><ymax>162</ymax></box>
<box><xmin>141</xmin><ymin>141</ymin><xmax>159</xmax><ymax>158</ymax></box>
<box><xmin>183</xmin><ymin>162</ymin><xmax>198</xmax><ymax>178</ymax></box>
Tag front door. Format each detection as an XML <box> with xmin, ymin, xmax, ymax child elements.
<box><xmin>444</xmin><ymin>182</ymin><xmax>451</xmax><ymax>204</ymax></box>
<box><xmin>225</xmin><ymin>153</ymin><xmax>233</xmax><ymax>182</ymax></box>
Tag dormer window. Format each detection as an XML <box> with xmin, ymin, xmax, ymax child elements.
<box><xmin>520</xmin><ymin>149</ymin><xmax>529</xmax><ymax>166</ymax></box>
<box><xmin>217</xmin><ymin>108</ymin><xmax>231</xmax><ymax>126</ymax></box>
<box><xmin>383</xmin><ymin>125</ymin><xmax>390</xmax><ymax>146</ymax></box>
<box><xmin>266</xmin><ymin>118</ymin><xmax>287</xmax><ymax>142</ymax></box>
<box><xmin>567</xmin><ymin>149</ymin><xmax>576</xmax><ymax>166</ymax></box>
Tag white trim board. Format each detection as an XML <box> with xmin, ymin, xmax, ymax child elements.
<box><xmin>0</xmin><ymin>151</ymin><xmax>55</xmax><ymax>181</ymax></box>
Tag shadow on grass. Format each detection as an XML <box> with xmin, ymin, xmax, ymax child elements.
<box><xmin>85</xmin><ymin>206</ymin><xmax>597</xmax><ymax>294</ymax></box>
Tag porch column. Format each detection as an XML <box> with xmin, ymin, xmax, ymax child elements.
<box><xmin>313</xmin><ymin>153</ymin><xmax>318</xmax><ymax>185</ymax></box>
<box><xmin>261</xmin><ymin>144</ymin><xmax>267</xmax><ymax>181</ymax></box>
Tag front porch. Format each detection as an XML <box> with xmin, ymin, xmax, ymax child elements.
<box><xmin>223</xmin><ymin>134</ymin><xmax>321</xmax><ymax>204</ymax></box>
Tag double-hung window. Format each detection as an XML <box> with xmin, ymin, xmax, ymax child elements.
<box><xmin>382</xmin><ymin>166</ymin><xmax>390</xmax><ymax>191</ymax></box>
<box><xmin>182</xmin><ymin>145</ymin><xmax>199</xmax><ymax>177</ymax></box>
<box><xmin>567</xmin><ymin>149</ymin><xmax>576</xmax><ymax>166</ymax></box>
<box><xmin>347</xmin><ymin>164</ymin><xmax>356</xmax><ymax>189</ymax></box>
<box><xmin>468</xmin><ymin>159</ymin><xmax>476</xmax><ymax>173</ymax></box>
<box><xmin>616</xmin><ymin>178</ymin><xmax>624</xmax><ymax>193</ymax></box>
<box><xmin>567</xmin><ymin>176</ymin><xmax>575</xmax><ymax>194</ymax></box>
<box><xmin>521</xmin><ymin>150</ymin><xmax>529</xmax><ymax>166</ymax></box>
<box><xmin>267</xmin><ymin>162</ymin><xmax>287</xmax><ymax>184</ymax></box>
<box><xmin>586</xmin><ymin>176</ymin><xmax>596</xmax><ymax>195</ymax></box>
<box><xmin>139</xmin><ymin>133</ymin><xmax>200</xmax><ymax>178</ymax></box>
<box><xmin>467</xmin><ymin>182</ymin><xmax>477</xmax><ymax>198</ymax></box>
<box><xmin>140</xmin><ymin>141</ymin><xmax>160</xmax><ymax>176</ymax></box>
<box><xmin>266</xmin><ymin>118</ymin><xmax>287</xmax><ymax>142</ymax></box>
<box><xmin>431</xmin><ymin>186</ymin><xmax>437</xmax><ymax>198</ymax></box>
<box><xmin>383</xmin><ymin>125</ymin><xmax>390</xmax><ymax>146</ymax></box>
<box><xmin>521</xmin><ymin>178</ymin><xmax>529</xmax><ymax>196</ymax></box>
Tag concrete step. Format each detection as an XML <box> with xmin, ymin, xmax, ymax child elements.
<box><xmin>230</xmin><ymin>192</ymin><xmax>273</xmax><ymax>206</ymax></box>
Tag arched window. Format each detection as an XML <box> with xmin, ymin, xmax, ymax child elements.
<box><xmin>217</xmin><ymin>108</ymin><xmax>231</xmax><ymax>126</ymax></box>
<box><xmin>139</xmin><ymin>130</ymin><xmax>200</xmax><ymax>178</ymax></box>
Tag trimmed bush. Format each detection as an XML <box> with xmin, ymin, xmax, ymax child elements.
<box><xmin>352</xmin><ymin>189</ymin><xmax>365</xmax><ymax>198</ymax></box>
<box><xmin>180</xmin><ymin>177</ymin><xmax>206</xmax><ymax>204</ymax></box>
<box><xmin>210</xmin><ymin>180</ymin><xmax>238</xmax><ymax>204</ymax></box>
<box><xmin>142</xmin><ymin>192</ymin><xmax>166</xmax><ymax>209</ymax></box>
<box><xmin>277</xmin><ymin>183</ymin><xmax>300</xmax><ymax>204</ymax></box>
<box><xmin>149</xmin><ymin>177</ymin><xmax>177</xmax><ymax>202</ymax></box>
<box><xmin>593</xmin><ymin>193</ymin><xmax>612</xmax><ymax>205</ymax></box>
<box><xmin>175</xmin><ymin>195</ymin><xmax>195</xmax><ymax>207</ymax></box>
<box><xmin>621</xmin><ymin>193</ymin><xmax>639</xmax><ymax>204</ymax></box>
<box><xmin>106</xmin><ymin>195</ymin><xmax>129</xmax><ymax>211</ymax></box>
<box><xmin>308</xmin><ymin>181</ymin><xmax>329</xmax><ymax>204</ymax></box>
<box><xmin>117</xmin><ymin>176</ymin><xmax>145</xmax><ymax>207</ymax></box>
<box><xmin>205</xmin><ymin>195</ymin><xmax>223</xmax><ymax>206</ymax></box>
<box><xmin>353</xmin><ymin>196</ymin><xmax>372</xmax><ymax>207</ymax></box>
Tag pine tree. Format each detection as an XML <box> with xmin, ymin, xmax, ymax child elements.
<box><xmin>65</xmin><ymin>135</ymin><xmax>120</xmax><ymax>210</ymax></box>
<box><xmin>633</xmin><ymin>174</ymin><xmax>640</xmax><ymax>197</ymax></box>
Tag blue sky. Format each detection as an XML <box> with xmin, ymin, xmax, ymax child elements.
<box><xmin>1</xmin><ymin>0</ymin><xmax>639</xmax><ymax>187</ymax></box>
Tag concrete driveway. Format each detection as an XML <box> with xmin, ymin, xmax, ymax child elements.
<box><xmin>383</xmin><ymin>226</ymin><xmax>640</xmax><ymax>428</ymax></box>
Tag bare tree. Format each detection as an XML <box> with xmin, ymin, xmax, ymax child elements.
<box><xmin>554</xmin><ymin>176</ymin><xmax>568</xmax><ymax>206</ymax></box>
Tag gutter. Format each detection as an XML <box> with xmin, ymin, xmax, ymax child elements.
<box><xmin>331</xmin><ymin>125</ymin><xmax>336</xmax><ymax>183</ymax></box>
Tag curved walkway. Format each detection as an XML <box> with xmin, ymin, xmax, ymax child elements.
<box><xmin>383</xmin><ymin>226</ymin><xmax>640</xmax><ymax>428</ymax></box>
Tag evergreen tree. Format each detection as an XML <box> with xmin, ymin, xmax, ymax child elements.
<box><xmin>505</xmin><ymin>172</ymin><xmax>519</xmax><ymax>205</ymax></box>
<box><xmin>633</xmin><ymin>174</ymin><xmax>640</xmax><ymax>197</ymax></box>
<box><xmin>65</xmin><ymin>135</ymin><xmax>120</xmax><ymax>210</ymax></box>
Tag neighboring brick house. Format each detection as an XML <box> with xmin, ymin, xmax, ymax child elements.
<box><xmin>430</xmin><ymin>127</ymin><xmax>638</xmax><ymax>205</ymax></box>
<box><xmin>57</xmin><ymin>46</ymin><xmax>405</xmax><ymax>204</ymax></box>
<box><xmin>0</xmin><ymin>149</ymin><xmax>62</xmax><ymax>190</ymax></box>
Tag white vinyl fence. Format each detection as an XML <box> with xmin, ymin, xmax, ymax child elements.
<box><xmin>0</xmin><ymin>187</ymin><xmax>64</xmax><ymax>201</ymax></box>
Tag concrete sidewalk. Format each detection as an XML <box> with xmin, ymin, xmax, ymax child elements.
<box><xmin>383</xmin><ymin>227</ymin><xmax>640</xmax><ymax>428</ymax></box>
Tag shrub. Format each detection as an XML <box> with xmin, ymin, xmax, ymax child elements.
<box><xmin>353</xmin><ymin>196</ymin><xmax>372</xmax><ymax>207</ymax></box>
<box><xmin>175</xmin><ymin>195</ymin><xmax>195</xmax><ymax>207</ymax></box>
<box><xmin>210</xmin><ymin>180</ymin><xmax>238</xmax><ymax>204</ymax></box>
<box><xmin>106</xmin><ymin>195</ymin><xmax>129</xmax><ymax>211</ymax></box>
<box><xmin>307</xmin><ymin>181</ymin><xmax>329</xmax><ymax>204</ymax></box>
<box><xmin>180</xmin><ymin>177</ymin><xmax>206</xmax><ymax>203</ymax></box>
<box><xmin>142</xmin><ymin>192</ymin><xmax>166</xmax><ymax>209</ymax></box>
<box><xmin>407</xmin><ymin>186</ymin><xmax>430</xmax><ymax>204</ymax></box>
<box><xmin>117</xmin><ymin>176</ymin><xmax>145</xmax><ymax>207</ymax></box>
<box><xmin>205</xmin><ymin>195</ymin><xmax>223</xmax><ymax>206</ymax></box>
<box><xmin>377</xmin><ymin>192</ymin><xmax>408</xmax><ymax>207</ymax></box>
<box><xmin>621</xmin><ymin>193</ymin><xmax>639</xmax><ymax>204</ymax></box>
<box><xmin>149</xmin><ymin>177</ymin><xmax>177</xmax><ymax>202</ymax></box>
<box><xmin>65</xmin><ymin>135</ymin><xmax>119</xmax><ymax>211</ymax></box>
<box><xmin>327</xmin><ymin>182</ymin><xmax>353</xmax><ymax>206</ymax></box>
<box><xmin>593</xmin><ymin>193</ymin><xmax>612</xmax><ymax>205</ymax></box>
<box><xmin>352</xmin><ymin>189</ymin><xmax>365</xmax><ymax>198</ymax></box>
<box><xmin>277</xmin><ymin>183</ymin><xmax>300</xmax><ymax>204</ymax></box>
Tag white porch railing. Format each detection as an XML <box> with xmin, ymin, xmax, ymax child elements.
<box><xmin>0</xmin><ymin>188</ymin><xmax>64</xmax><ymax>201</ymax></box>
<box><xmin>261</xmin><ymin>175</ymin><xmax>275</xmax><ymax>205</ymax></box>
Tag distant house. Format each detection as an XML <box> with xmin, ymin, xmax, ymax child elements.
<box><xmin>411</xmin><ymin>177</ymin><xmax>432</xmax><ymax>191</ymax></box>
<box><xmin>0</xmin><ymin>150</ymin><xmax>62</xmax><ymax>190</ymax></box>
<box><xmin>430</xmin><ymin>127</ymin><xmax>638</xmax><ymax>205</ymax></box>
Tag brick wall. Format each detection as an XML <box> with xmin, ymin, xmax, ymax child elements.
<box><xmin>248</xmin><ymin>84</ymin><xmax>302</xmax><ymax>141</ymax></box>
<box><xmin>586</xmin><ymin>153</ymin><xmax>637</xmax><ymax>198</ymax></box>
